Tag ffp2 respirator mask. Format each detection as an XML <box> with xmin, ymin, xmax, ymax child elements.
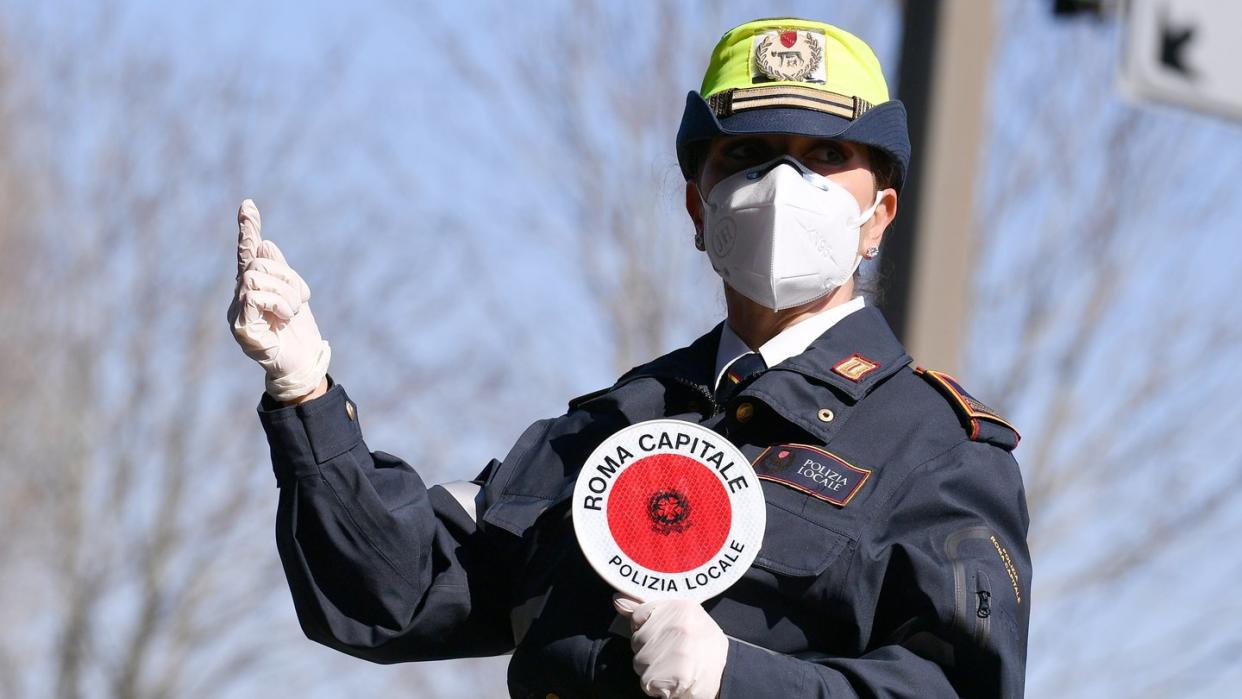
<box><xmin>700</xmin><ymin>156</ymin><xmax>882</xmax><ymax>311</ymax></box>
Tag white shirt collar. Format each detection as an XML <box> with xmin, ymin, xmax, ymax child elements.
<box><xmin>713</xmin><ymin>296</ymin><xmax>866</xmax><ymax>390</ymax></box>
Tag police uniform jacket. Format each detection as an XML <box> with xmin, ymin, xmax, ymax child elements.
<box><xmin>259</xmin><ymin>305</ymin><xmax>1032</xmax><ymax>697</ymax></box>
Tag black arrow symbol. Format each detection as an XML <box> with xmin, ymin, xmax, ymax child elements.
<box><xmin>1160</xmin><ymin>7</ymin><xmax>1196</xmax><ymax>79</ymax></box>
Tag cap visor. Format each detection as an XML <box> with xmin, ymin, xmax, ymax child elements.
<box><xmin>676</xmin><ymin>92</ymin><xmax>909</xmax><ymax>184</ymax></box>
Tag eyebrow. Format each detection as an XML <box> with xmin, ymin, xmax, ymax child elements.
<box><xmin>718</xmin><ymin>137</ymin><xmax>768</xmax><ymax>151</ymax></box>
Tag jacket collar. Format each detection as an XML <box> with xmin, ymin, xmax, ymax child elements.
<box><xmin>616</xmin><ymin>306</ymin><xmax>908</xmax><ymax>403</ymax></box>
<box><xmin>737</xmin><ymin>306</ymin><xmax>910</xmax><ymax>445</ymax></box>
<box><xmin>775</xmin><ymin>305</ymin><xmax>911</xmax><ymax>401</ymax></box>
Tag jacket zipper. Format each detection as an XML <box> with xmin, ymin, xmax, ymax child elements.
<box><xmin>944</xmin><ymin>526</ymin><xmax>996</xmax><ymax>649</ymax></box>
<box><xmin>974</xmin><ymin>570</ymin><xmax>992</xmax><ymax>647</ymax></box>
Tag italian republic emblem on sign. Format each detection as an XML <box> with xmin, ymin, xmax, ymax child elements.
<box><xmin>572</xmin><ymin>419</ymin><xmax>766</xmax><ymax>602</ymax></box>
<box><xmin>752</xmin><ymin>29</ymin><xmax>826</xmax><ymax>83</ymax></box>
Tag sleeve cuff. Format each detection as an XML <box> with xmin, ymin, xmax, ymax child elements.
<box><xmin>719</xmin><ymin>639</ymin><xmax>801</xmax><ymax>699</ymax></box>
<box><xmin>257</xmin><ymin>381</ymin><xmax>363</xmax><ymax>484</ymax></box>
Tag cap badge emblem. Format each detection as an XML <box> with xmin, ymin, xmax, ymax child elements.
<box><xmin>753</xmin><ymin>29</ymin><xmax>825</xmax><ymax>84</ymax></box>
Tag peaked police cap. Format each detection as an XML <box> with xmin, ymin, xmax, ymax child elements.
<box><xmin>676</xmin><ymin>18</ymin><xmax>910</xmax><ymax>191</ymax></box>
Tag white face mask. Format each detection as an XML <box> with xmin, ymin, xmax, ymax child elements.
<box><xmin>699</xmin><ymin>156</ymin><xmax>882</xmax><ymax>311</ymax></box>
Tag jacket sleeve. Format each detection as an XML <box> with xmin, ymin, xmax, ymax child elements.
<box><xmin>259</xmin><ymin>383</ymin><xmax>516</xmax><ymax>663</ymax></box>
<box><xmin>719</xmin><ymin>440</ymin><xmax>1032</xmax><ymax>698</ymax></box>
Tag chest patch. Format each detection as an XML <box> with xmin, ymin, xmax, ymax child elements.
<box><xmin>752</xmin><ymin>444</ymin><xmax>871</xmax><ymax>507</ymax></box>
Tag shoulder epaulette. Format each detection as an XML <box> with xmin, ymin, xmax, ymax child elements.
<box><xmin>915</xmin><ymin>368</ymin><xmax>1020</xmax><ymax>451</ymax></box>
<box><xmin>568</xmin><ymin>386</ymin><xmax>613</xmax><ymax>411</ymax></box>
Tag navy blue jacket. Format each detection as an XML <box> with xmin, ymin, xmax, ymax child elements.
<box><xmin>260</xmin><ymin>307</ymin><xmax>1031</xmax><ymax>697</ymax></box>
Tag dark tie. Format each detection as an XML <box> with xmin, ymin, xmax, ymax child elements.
<box><xmin>715</xmin><ymin>352</ymin><xmax>767</xmax><ymax>406</ymax></box>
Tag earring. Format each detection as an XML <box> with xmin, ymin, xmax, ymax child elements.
<box><xmin>864</xmin><ymin>246</ymin><xmax>880</xmax><ymax>259</ymax></box>
<box><xmin>695</xmin><ymin>230</ymin><xmax>705</xmax><ymax>251</ymax></box>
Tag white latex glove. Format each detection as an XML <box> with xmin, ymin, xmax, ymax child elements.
<box><xmin>228</xmin><ymin>199</ymin><xmax>331</xmax><ymax>402</ymax></box>
<box><xmin>614</xmin><ymin>595</ymin><xmax>729</xmax><ymax>699</ymax></box>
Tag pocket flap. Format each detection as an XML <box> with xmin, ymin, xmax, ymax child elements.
<box><xmin>752</xmin><ymin>489</ymin><xmax>853</xmax><ymax>577</ymax></box>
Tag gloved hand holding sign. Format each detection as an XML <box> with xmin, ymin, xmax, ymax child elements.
<box><xmin>614</xmin><ymin>595</ymin><xmax>729</xmax><ymax>699</ymax></box>
<box><xmin>228</xmin><ymin>199</ymin><xmax>331</xmax><ymax>403</ymax></box>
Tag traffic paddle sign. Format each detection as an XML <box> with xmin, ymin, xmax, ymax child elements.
<box><xmin>572</xmin><ymin>419</ymin><xmax>766</xmax><ymax>602</ymax></box>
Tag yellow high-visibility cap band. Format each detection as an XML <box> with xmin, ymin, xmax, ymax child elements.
<box><xmin>675</xmin><ymin>17</ymin><xmax>910</xmax><ymax>189</ymax></box>
<box><xmin>699</xmin><ymin>18</ymin><xmax>890</xmax><ymax>108</ymax></box>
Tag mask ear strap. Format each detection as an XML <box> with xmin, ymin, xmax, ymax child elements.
<box><xmin>692</xmin><ymin>178</ymin><xmax>716</xmax><ymax>213</ymax></box>
<box><xmin>853</xmin><ymin>190</ymin><xmax>885</xmax><ymax>226</ymax></box>
<box><xmin>694</xmin><ymin>181</ymin><xmax>708</xmax><ymax>205</ymax></box>
<box><xmin>844</xmin><ymin>191</ymin><xmax>886</xmax><ymax>281</ymax></box>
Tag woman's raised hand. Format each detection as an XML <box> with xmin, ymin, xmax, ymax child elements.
<box><xmin>228</xmin><ymin>199</ymin><xmax>331</xmax><ymax>403</ymax></box>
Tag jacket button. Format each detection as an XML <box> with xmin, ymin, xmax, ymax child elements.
<box><xmin>345</xmin><ymin>401</ymin><xmax>357</xmax><ymax>421</ymax></box>
<box><xmin>735</xmin><ymin>402</ymin><xmax>755</xmax><ymax>423</ymax></box>
<box><xmin>817</xmin><ymin>408</ymin><xmax>834</xmax><ymax>423</ymax></box>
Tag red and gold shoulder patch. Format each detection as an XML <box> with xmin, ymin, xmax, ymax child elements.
<box><xmin>916</xmin><ymin>368</ymin><xmax>1021</xmax><ymax>450</ymax></box>
<box><xmin>832</xmin><ymin>354</ymin><xmax>881</xmax><ymax>382</ymax></box>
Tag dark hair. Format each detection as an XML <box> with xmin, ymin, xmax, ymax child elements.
<box><xmin>856</xmin><ymin>145</ymin><xmax>898</xmax><ymax>305</ymax></box>
<box><xmin>865</xmin><ymin>145</ymin><xmax>901</xmax><ymax>193</ymax></box>
<box><xmin>687</xmin><ymin>141</ymin><xmax>711</xmax><ymax>185</ymax></box>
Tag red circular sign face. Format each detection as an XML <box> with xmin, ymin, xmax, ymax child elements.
<box><xmin>572</xmin><ymin>419</ymin><xmax>767</xmax><ymax>602</ymax></box>
<box><xmin>606</xmin><ymin>453</ymin><xmax>732</xmax><ymax>573</ymax></box>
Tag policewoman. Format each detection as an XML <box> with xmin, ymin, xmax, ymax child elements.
<box><xmin>231</xmin><ymin>18</ymin><xmax>1031</xmax><ymax>698</ymax></box>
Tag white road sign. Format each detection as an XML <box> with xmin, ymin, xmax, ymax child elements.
<box><xmin>1120</xmin><ymin>0</ymin><xmax>1242</xmax><ymax>121</ymax></box>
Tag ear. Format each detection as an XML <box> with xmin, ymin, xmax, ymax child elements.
<box><xmin>860</xmin><ymin>187</ymin><xmax>898</xmax><ymax>254</ymax></box>
<box><xmin>685</xmin><ymin>180</ymin><xmax>704</xmax><ymax>235</ymax></box>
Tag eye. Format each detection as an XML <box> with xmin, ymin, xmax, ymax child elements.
<box><xmin>804</xmin><ymin>143</ymin><xmax>849</xmax><ymax>169</ymax></box>
<box><xmin>720</xmin><ymin>140</ymin><xmax>766</xmax><ymax>165</ymax></box>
